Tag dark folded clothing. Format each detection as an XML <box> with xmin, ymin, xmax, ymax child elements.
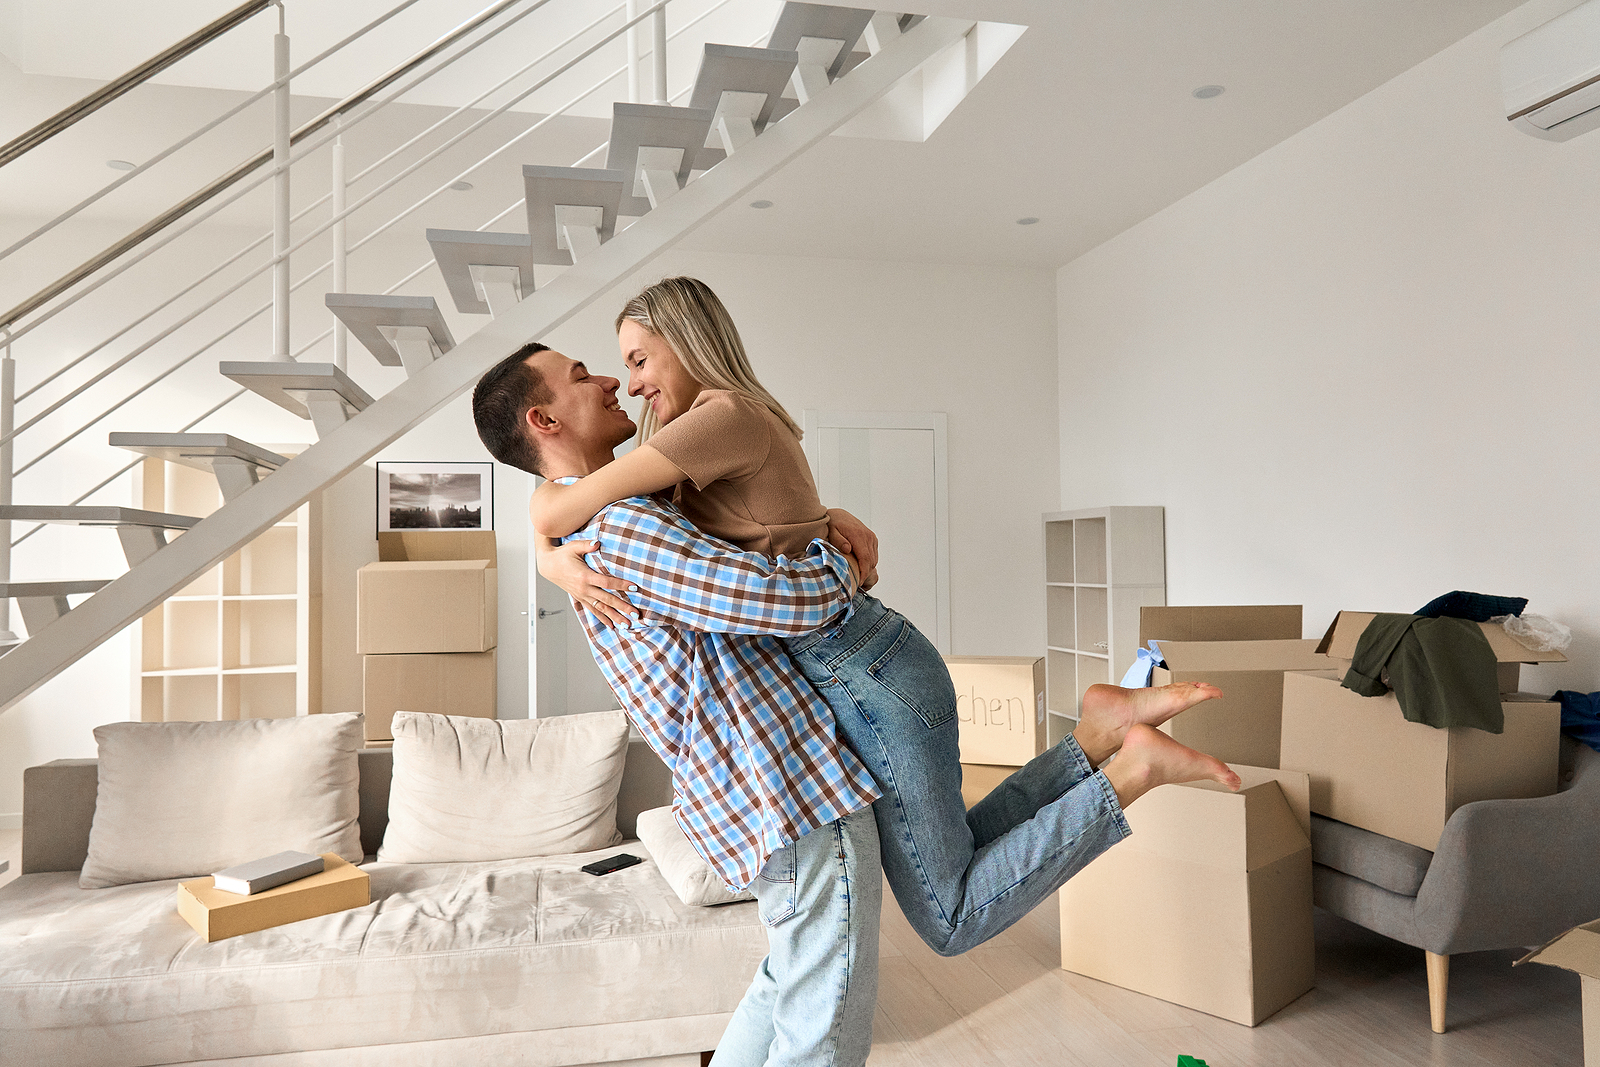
<box><xmin>1343</xmin><ymin>613</ymin><xmax>1503</xmax><ymax>732</ymax></box>
<box><xmin>1415</xmin><ymin>590</ymin><xmax>1527</xmax><ymax>623</ymax></box>
<box><xmin>1556</xmin><ymin>690</ymin><xmax>1600</xmax><ymax>754</ymax></box>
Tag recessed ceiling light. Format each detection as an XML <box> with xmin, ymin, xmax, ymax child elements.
<box><xmin>449</xmin><ymin>180</ymin><xmax>474</xmax><ymax>191</ymax></box>
<box><xmin>1192</xmin><ymin>85</ymin><xmax>1225</xmax><ymax>100</ymax></box>
<box><xmin>1016</xmin><ymin>217</ymin><xmax>1039</xmax><ymax>226</ymax></box>
<box><xmin>750</xmin><ymin>199</ymin><xmax>773</xmax><ymax>209</ymax></box>
<box><xmin>106</xmin><ymin>159</ymin><xmax>136</xmax><ymax>170</ymax></box>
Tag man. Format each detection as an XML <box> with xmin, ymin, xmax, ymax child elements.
<box><xmin>473</xmin><ymin>342</ymin><xmax>882</xmax><ymax>1067</ymax></box>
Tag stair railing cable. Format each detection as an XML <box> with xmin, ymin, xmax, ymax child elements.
<box><xmin>0</xmin><ymin>0</ymin><xmax>275</xmax><ymax>168</ymax></box>
<box><xmin>0</xmin><ymin>0</ymin><xmax>562</xmax><ymax>333</ymax></box>
<box><xmin>6</xmin><ymin>0</ymin><xmax>718</xmax><ymax>482</ymax></box>
<box><xmin>1</xmin><ymin>0</ymin><xmax>666</xmax><ymax>456</ymax></box>
<box><xmin>11</xmin><ymin>0</ymin><xmax>576</xmax><ymax>403</ymax></box>
<box><xmin>0</xmin><ymin>0</ymin><xmax>433</xmax><ymax>266</ymax></box>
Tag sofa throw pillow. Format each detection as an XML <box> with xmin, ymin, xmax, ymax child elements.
<box><xmin>377</xmin><ymin>710</ymin><xmax>628</xmax><ymax>863</ymax></box>
<box><xmin>635</xmin><ymin>805</ymin><xmax>754</xmax><ymax>906</ymax></box>
<box><xmin>81</xmin><ymin>713</ymin><xmax>365</xmax><ymax>889</ymax></box>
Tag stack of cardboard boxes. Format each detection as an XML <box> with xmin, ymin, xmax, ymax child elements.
<box><xmin>1048</xmin><ymin>603</ymin><xmax>1565</xmax><ymax>1028</ymax></box>
<box><xmin>944</xmin><ymin>655</ymin><xmax>1047</xmax><ymax>808</ymax></box>
<box><xmin>1058</xmin><ymin>605</ymin><xmax>1325</xmax><ymax>1027</ymax></box>
<box><xmin>357</xmin><ymin>531</ymin><xmax>499</xmax><ymax>744</ymax></box>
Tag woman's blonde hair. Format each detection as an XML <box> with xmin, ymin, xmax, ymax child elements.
<box><xmin>615</xmin><ymin>276</ymin><xmax>800</xmax><ymax>444</ymax></box>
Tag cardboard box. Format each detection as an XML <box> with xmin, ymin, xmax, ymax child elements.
<box><xmin>1059</xmin><ymin>765</ymin><xmax>1314</xmax><ymax>1026</ymax></box>
<box><xmin>357</xmin><ymin>559</ymin><xmax>497</xmax><ymax>654</ymax></box>
<box><xmin>378</xmin><ymin>529</ymin><xmax>497</xmax><ymax>565</ymax></box>
<box><xmin>363</xmin><ymin>649</ymin><xmax>496</xmax><ymax>739</ymax></box>
<box><xmin>1519</xmin><ymin>920</ymin><xmax>1600</xmax><ymax>1066</ymax></box>
<box><xmin>176</xmin><ymin>854</ymin><xmax>370</xmax><ymax>942</ymax></box>
<box><xmin>1140</xmin><ymin>606</ymin><xmax>1329</xmax><ymax>769</ymax></box>
<box><xmin>946</xmin><ymin>656</ymin><xmax>1046</xmax><ymax>767</ymax></box>
<box><xmin>1316</xmin><ymin>610</ymin><xmax>1567</xmax><ymax>694</ymax></box>
<box><xmin>1279</xmin><ymin>670</ymin><xmax>1560</xmax><ymax>851</ymax></box>
<box><xmin>959</xmin><ymin>763</ymin><xmax>1015</xmax><ymax>809</ymax></box>
<box><xmin>1140</xmin><ymin>605</ymin><xmax>1303</xmax><ymax>647</ymax></box>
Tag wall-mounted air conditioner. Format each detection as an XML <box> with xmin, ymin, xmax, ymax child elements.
<box><xmin>1501</xmin><ymin>0</ymin><xmax>1600</xmax><ymax>141</ymax></box>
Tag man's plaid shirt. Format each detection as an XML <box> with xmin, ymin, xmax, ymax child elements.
<box><xmin>560</xmin><ymin>489</ymin><xmax>880</xmax><ymax>890</ymax></box>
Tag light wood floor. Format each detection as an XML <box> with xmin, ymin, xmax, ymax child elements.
<box><xmin>868</xmin><ymin>886</ymin><xmax>1582</xmax><ymax>1067</ymax></box>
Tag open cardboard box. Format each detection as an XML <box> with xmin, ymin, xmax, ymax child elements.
<box><xmin>1058</xmin><ymin>765</ymin><xmax>1314</xmax><ymax>1027</ymax></box>
<box><xmin>357</xmin><ymin>559</ymin><xmax>498</xmax><ymax>654</ymax></box>
<box><xmin>1520</xmin><ymin>920</ymin><xmax>1600</xmax><ymax>1066</ymax></box>
<box><xmin>946</xmin><ymin>656</ymin><xmax>1046</xmax><ymax>767</ymax></box>
<box><xmin>1140</xmin><ymin>606</ymin><xmax>1332</xmax><ymax>769</ymax></box>
<box><xmin>1281</xmin><ymin>611</ymin><xmax>1566</xmax><ymax>851</ymax></box>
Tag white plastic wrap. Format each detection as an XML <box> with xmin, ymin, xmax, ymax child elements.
<box><xmin>1489</xmin><ymin>613</ymin><xmax>1573</xmax><ymax>653</ymax></box>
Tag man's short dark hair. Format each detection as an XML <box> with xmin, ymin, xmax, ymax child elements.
<box><xmin>472</xmin><ymin>342</ymin><xmax>552</xmax><ymax>476</ymax></box>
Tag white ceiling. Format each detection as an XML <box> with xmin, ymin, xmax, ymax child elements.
<box><xmin>0</xmin><ymin>0</ymin><xmax>1533</xmax><ymax>273</ymax></box>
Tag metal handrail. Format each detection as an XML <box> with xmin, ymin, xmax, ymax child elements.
<box><xmin>0</xmin><ymin>0</ymin><xmax>544</xmax><ymax>331</ymax></box>
<box><xmin>0</xmin><ymin>0</ymin><xmax>432</xmax><ymax>267</ymax></box>
<box><xmin>0</xmin><ymin>0</ymin><xmax>275</xmax><ymax>169</ymax></box>
<box><xmin>5</xmin><ymin>0</ymin><xmax>721</xmax><ymax>500</ymax></box>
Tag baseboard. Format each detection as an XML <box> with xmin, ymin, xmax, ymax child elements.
<box><xmin>0</xmin><ymin>812</ymin><xmax>20</xmax><ymax>831</ymax></box>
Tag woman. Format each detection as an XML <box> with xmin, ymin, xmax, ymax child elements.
<box><xmin>535</xmin><ymin>276</ymin><xmax>1237</xmax><ymax>955</ymax></box>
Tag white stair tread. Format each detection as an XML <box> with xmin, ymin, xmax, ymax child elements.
<box><xmin>425</xmin><ymin>229</ymin><xmax>537</xmax><ymax>315</ymax></box>
<box><xmin>688</xmin><ymin>44</ymin><xmax>800</xmax><ymax>168</ymax></box>
<box><xmin>109</xmin><ymin>433</ymin><xmax>287</xmax><ymax>472</ymax></box>
<box><xmin>0</xmin><ymin>506</ymin><xmax>199</xmax><ymax>529</ymax></box>
<box><xmin>324</xmin><ymin>294</ymin><xmax>454</xmax><ymax>368</ymax></box>
<box><xmin>605</xmin><ymin>103</ymin><xmax>715</xmax><ymax>217</ymax></box>
<box><xmin>0</xmin><ymin>580</ymin><xmax>110</xmax><ymax>597</ymax></box>
<box><xmin>522</xmin><ymin>165</ymin><xmax>627</xmax><ymax>264</ymax></box>
<box><xmin>767</xmin><ymin>3</ymin><xmax>875</xmax><ymax>79</ymax></box>
<box><xmin>220</xmin><ymin>361</ymin><xmax>374</xmax><ymax>421</ymax></box>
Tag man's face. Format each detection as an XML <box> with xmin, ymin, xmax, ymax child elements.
<box><xmin>527</xmin><ymin>349</ymin><xmax>635</xmax><ymax>450</ymax></box>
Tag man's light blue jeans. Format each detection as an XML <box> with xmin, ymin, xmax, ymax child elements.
<box><xmin>709</xmin><ymin>807</ymin><xmax>881</xmax><ymax>1067</ymax></box>
<box><xmin>784</xmin><ymin>593</ymin><xmax>1131</xmax><ymax>957</ymax></box>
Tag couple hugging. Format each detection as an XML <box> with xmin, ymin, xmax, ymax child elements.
<box><xmin>471</xmin><ymin>276</ymin><xmax>1239</xmax><ymax>1067</ymax></box>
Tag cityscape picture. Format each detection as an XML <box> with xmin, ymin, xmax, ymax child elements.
<box><xmin>376</xmin><ymin>462</ymin><xmax>493</xmax><ymax>532</ymax></box>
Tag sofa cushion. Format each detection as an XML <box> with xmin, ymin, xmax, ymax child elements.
<box><xmin>377</xmin><ymin>710</ymin><xmax>628</xmax><ymax>863</ymax></box>
<box><xmin>0</xmin><ymin>845</ymin><xmax>765</xmax><ymax>1067</ymax></box>
<box><xmin>80</xmin><ymin>714</ymin><xmax>364</xmax><ymax>890</ymax></box>
<box><xmin>1309</xmin><ymin>813</ymin><xmax>1433</xmax><ymax>897</ymax></box>
<box><xmin>635</xmin><ymin>806</ymin><xmax>754</xmax><ymax>906</ymax></box>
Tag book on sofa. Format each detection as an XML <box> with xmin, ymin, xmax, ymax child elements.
<box><xmin>212</xmin><ymin>851</ymin><xmax>325</xmax><ymax>896</ymax></box>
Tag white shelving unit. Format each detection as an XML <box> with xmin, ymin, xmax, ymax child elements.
<box><xmin>131</xmin><ymin>456</ymin><xmax>321</xmax><ymax>721</ymax></box>
<box><xmin>1043</xmin><ymin>506</ymin><xmax>1166</xmax><ymax>746</ymax></box>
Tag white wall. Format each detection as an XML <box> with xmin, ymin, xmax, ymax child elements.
<box><xmin>1056</xmin><ymin>0</ymin><xmax>1600</xmax><ymax>693</ymax></box>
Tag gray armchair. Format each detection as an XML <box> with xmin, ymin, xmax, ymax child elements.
<box><xmin>1310</xmin><ymin>736</ymin><xmax>1599</xmax><ymax>1032</ymax></box>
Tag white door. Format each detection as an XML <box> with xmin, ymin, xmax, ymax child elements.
<box><xmin>805</xmin><ymin>412</ymin><xmax>950</xmax><ymax>652</ymax></box>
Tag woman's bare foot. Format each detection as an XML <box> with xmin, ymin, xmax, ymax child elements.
<box><xmin>1073</xmin><ymin>681</ymin><xmax>1224</xmax><ymax>766</ymax></box>
<box><xmin>1099</xmin><ymin>724</ymin><xmax>1241</xmax><ymax>809</ymax></box>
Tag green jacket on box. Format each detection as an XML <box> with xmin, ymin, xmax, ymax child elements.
<box><xmin>1341</xmin><ymin>613</ymin><xmax>1503</xmax><ymax>733</ymax></box>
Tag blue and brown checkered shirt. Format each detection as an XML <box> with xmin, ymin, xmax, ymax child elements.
<box><xmin>560</xmin><ymin>490</ymin><xmax>879</xmax><ymax>890</ymax></box>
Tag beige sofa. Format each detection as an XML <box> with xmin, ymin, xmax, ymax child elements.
<box><xmin>0</xmin><ymin>740</ymin><xmax>767</xmax><ymax>1067</ymax></box>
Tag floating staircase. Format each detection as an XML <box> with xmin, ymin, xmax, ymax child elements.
<box><xmin>0</xmin><ymin>3</ymin><xmax>1019</xmax><ymax>711</ymax></box>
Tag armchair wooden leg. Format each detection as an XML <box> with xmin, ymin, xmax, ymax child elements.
<box><xmin>1425</xmin><ymin>951</ymin><xmax>1449</xmax><ymax>1033</ymax></box>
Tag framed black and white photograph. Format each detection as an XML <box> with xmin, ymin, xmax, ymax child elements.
<box><xmin>376</xmin><ymin>462</ymin><xmax>493</xmax><ymax>533</ymax></box>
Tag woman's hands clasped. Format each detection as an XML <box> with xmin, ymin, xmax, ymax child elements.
<box><xmin>535</xmin><ymin>535</ymin><xmax>638</xmax><ymax>629</ymax></box>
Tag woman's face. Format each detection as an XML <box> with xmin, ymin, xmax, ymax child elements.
<box><xmin>620</xmin><ymin>319</ymin><xmax>702</xmax><ymax>425</ymax></box>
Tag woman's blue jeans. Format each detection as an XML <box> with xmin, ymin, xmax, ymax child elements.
<box><xmin>784</xmin><ymin>593</ymin><xmax>1131</xmax><ymax>957</ymax></box>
